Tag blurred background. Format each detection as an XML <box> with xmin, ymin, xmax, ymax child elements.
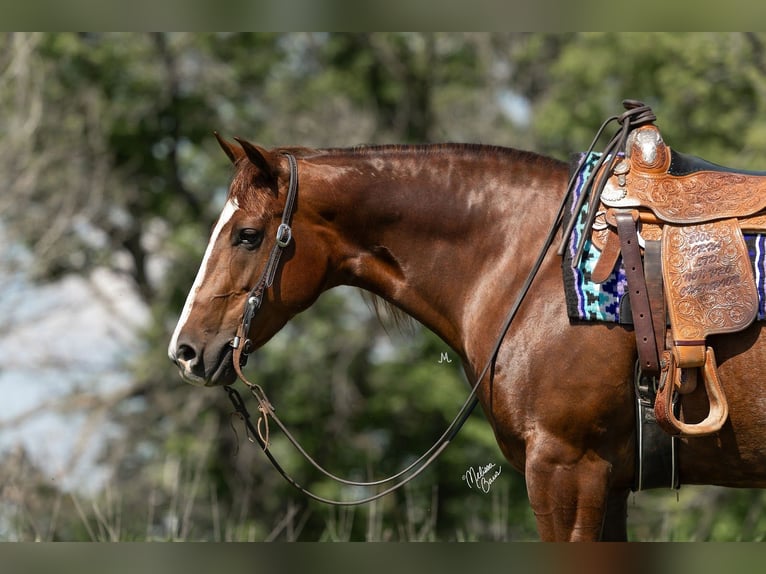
<box><xmin>2</xmin><ymin>32</ymin><xmax>766</xmax><ymax>541</ymax></box>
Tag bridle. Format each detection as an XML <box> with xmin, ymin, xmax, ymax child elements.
<box><xmin>225</xmin><ymin>151</ymin><xmax>475</xmax><ymax>505</ymax></box>
<box><xmin>230</xmin><ymin>152</ymin><xmax>298</xmax><ymax>359</ymax></box>
<box><xmin>222</xmin><ymin>144</ymin><xmax>583</xmax><ymax>506</ymax></box>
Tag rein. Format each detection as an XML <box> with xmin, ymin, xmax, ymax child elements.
<box><xmin>223</xmin><ymin>143</ymin><xmax>591</xmax><ymax>505</ymax></box>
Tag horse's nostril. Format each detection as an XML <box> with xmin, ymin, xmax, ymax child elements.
<box><xmin>176</xmin><ymin>344</ymin><xmax>198</xmax><ymax>365</ymax></box>
<box><xmin>170</xmin><ymin>341</ymin><xmax>211</xmax><ymax>385</ymax></box>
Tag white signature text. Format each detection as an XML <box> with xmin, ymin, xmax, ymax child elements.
<box><xmin>461</xmin><ymin>463</ymin><xmax>502</xmax><ymax>494</ymax></box>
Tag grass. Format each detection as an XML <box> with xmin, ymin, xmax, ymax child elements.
<box><xmin>4</xmin><ymin>440</ymin><xmax>766</xmax><ymax>541</ymax></box>
<box><xmin>1</xmin><ymin>454</ymin><xmax>525</xmax><ymax>542</ymax></box>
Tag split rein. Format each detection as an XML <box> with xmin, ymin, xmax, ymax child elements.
<box><xmin>224</xmin><ymin>153</ymin><xmax>456</xmax><ymax>505</ymax></box>
<box><xmin>222</xmin><ymin>109</ymin><xmax>649</xmax><ymax>505</ymax></box>
<box><xmin>224</xmin><ymin>153</ymin><xmax>461</xmax><ymax>505</ymax></box>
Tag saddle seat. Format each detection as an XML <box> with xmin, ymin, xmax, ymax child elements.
<box><xmin>588</xmin><ymin>122</ymin><xmax>766</xmax><ymax>437</ymax></box>
<box><xmin>669</xmin><ymin>148</ymin><xmax>766</xmax><ymax>178</ymax></box>
<box><xmin>601</xmin><ymin>125</ymin><xmax>766</xmax><ymax>224</ymax></box>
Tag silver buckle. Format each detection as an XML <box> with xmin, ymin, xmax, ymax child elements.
<box><xmin>276</xmin><ymin>223</ymin><xmax>292</xmax><ymax>247</ymax></box>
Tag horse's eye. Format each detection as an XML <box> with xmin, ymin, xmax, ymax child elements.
<box><xmin>237</xmin><ymin>228</ymin><xmax>263</xmax><ymax>249</ymax></box>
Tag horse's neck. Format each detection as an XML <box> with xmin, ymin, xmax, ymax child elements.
<box><xmin>305</xmin><ymin>147</ymin><xmax>568</xmax><ymax>367</ymax></box>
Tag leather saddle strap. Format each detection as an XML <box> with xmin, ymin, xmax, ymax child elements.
<box><xmin>615</xmin><ymin>211</ymin><xmax>660</xmax><ymax>374</ymax></box>
<box><xmin>643</xmin><ymin>239</ymin><xmax>667</xmax><ymax>358</ymax></box>
<box><xmin>591</xmin><ymin>227</ymin><xmax>621</xmax><ymax>284</ymax></box>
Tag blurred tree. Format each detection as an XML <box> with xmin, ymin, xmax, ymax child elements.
<box><xmin>514</xmin><ymin>32</ymin><xmax>766</xmax><ymax>166</ymax></box>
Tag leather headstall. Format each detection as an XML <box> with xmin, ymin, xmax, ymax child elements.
<box><xmin>230</xmin><ymin>152</ymin><xmax>298</xmax><ymax>363</ymax></box>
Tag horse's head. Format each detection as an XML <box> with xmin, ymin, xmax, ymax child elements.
<box><xmin>168</xmin><ymin>135</ymin><xmax>329</xmax><ymax>386</ymax></box>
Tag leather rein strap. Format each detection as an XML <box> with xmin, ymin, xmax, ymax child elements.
<box><xmin>557</xmin><ymin>100</ymin><xmax>657</xmax><ymax>265</ymax></box>
<box><xmin>224</xmin><ymin>150</ymin><xmax>574</xmax><ymax>506</ymax></box>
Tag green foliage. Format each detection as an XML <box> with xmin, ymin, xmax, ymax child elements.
<box><xmin>523</xmin><ymin>32</ymin><xmax>766</xmax><ymax>168</ymax></box>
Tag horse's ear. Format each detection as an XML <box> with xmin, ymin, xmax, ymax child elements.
<box><xmin>214</xmin><ymin>132</ymin><xmax>243</xmax><ymax>165</ymax></box>
<box><xmin>233</xmin><ymin>137</ymin><xmax>277</xmax><ymax>180</ymax></box>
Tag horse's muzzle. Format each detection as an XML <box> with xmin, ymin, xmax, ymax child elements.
<box><xmin>169</xmin><ymin>341</ymin><xmax>237</xmax><ymax>387</ymax></box>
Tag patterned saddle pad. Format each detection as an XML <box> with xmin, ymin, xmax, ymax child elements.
<box><xmin>562</xmin><ymin>152</ymin><xmax>766</xmax><ymax>324</ymax></box>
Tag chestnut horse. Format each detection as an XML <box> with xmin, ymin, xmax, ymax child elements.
<box><xmin>168</xmin><ymin>136</ymin><xmax>766</xmax><ymax>541</ymax></box>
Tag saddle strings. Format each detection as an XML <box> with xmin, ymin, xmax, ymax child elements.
<box><xmin>556</xmin><ymin>99</ymin><xmax>657</xmax><ymax>266</ymax></box>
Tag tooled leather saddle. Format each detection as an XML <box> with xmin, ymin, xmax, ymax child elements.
<box><xmin>566</xmin><ymin>100</ymin><xmax>766</xmax><ymax>437</ymax></box>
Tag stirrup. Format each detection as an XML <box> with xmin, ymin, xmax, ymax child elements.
<box><xmin>654</xmin><ymin>348</ymin><xmax>729</xmax><ymax>437</ymax></box>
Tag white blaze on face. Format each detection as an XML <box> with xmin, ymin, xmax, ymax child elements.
<box><xmin>168</xmin><ymin>198</ymin><xmax>240</xmax><ymax>359</ymax></box>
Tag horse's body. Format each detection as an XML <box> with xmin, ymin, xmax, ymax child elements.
<box><xmin>168</xmin><ymin>139</ymin><xmax>766</xmax><ymax>541</ymax></box>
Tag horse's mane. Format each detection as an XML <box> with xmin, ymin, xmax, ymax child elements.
<box><xmin>231</xmin><ymin>141</ymin><xmax>560</xmax><ymax>334</ymax></box>
<box><xmin>277</xmin><ymin>142</ymin><xmax>558</xmax><ymax>166</ymax></box>
<box><xmin>360</xmin><ymin>291</ymin><xmax>415</xmax><ymax>335</ymax></box>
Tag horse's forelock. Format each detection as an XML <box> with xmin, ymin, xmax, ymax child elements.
<box><xmin>227</xmin><ymin>147</ymin><xmax>319</xmax><ymax>210</ymax></box>
<box><xmin>227</xmin><ymin>159</ymin><xmax>274</xmax><ymax>212</ymax></box>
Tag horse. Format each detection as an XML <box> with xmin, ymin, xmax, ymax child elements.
<box><xmin>167</xmin><ymin>134</ymin><xmax>766</xmax><ymax>541</ymax></box>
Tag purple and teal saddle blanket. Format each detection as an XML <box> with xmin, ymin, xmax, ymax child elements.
<box><xmin>562</xmin><ymin>152</ymin><xmax>766</xmax><ymax>323</ymax></box>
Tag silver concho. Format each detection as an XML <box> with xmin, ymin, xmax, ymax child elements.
<box><xmin>601</xmin><ymin>182</ymin><xmax>627</xmax><ymax>203</ymax></box>
<box><xmin>601</xmin><ymin>159</ymin><xmax>630</xmax><ymax>203</ymax></box>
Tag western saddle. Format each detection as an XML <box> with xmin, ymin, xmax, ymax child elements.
<box><xmin>567</xmin><ymin>100</ymin><xmax>766</xmax><ymax>437</ymax></box>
